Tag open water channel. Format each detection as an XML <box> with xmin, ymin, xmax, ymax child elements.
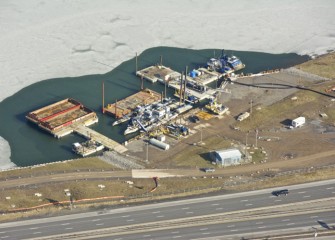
<box><xmin>0</xmin><ymin>47</ymin><xmax>309</xmax><ymax>167</ymax></box>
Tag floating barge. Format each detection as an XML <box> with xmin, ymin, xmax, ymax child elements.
<box><xmin>136</xmin><ymin>65</ymin><xmax>180</xmax><ymax>83</ymax></box>
<box><xmin>26</xmin><ymin>98</ymin><xmax>127</xmax><ymax>153</ymax></box>
<box><xmin>26</xmin><ymin>98</ymin><xmax>98</xmax><ymax>137</ymax></box>
<box><xmin>103</xmin><ymin>89</ymin><xmax>162</xmax><ymax>119</ymax></box>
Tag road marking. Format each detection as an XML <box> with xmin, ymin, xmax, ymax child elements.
<box><xmin>152</xmin><ymin>211</ymin><xmax>160</xmax><ymax>214</ymax></box>
<box><xmin>275</xmin><ymin>199</ymin><xmax>282</xmax><ymax>202</ymax></box>
<box><xmin>245</xmin><ymin>203</ymin><xmax>253</xmax><ymax>206</ymax></box>
<box><xmin>256</xmin><ymin>222</ymin><xmax>263</xmax><ymax>225</ymax></box>
<box><xmin>61</xmin><ymin>223</ymin><xmax>70</xmax><ymax>226</ymax></box>
<box><xmin>30</xmin><ymin>227</ymin><xmax>39</xmax><ymax>230</ymax></box>
<box><xmin>171</xmin><ymin>231</ymin><xmax>179</xmax><ymax>234</ymax></box>
<box><xmin>200</xmin><ymin>228</ymin><xmax>208</xmax><ymax>231</ymax></box>
<box><xmin>122</xmin><ymin>215</ymin><xmax>130</xmax><ymax>218</ymax></box>
<box><xmin>1</xmin><ymin>236</ymin><xmax>9</xmax><ymax>239</ymax></box>
<box><xmin>303</xmin><ymin>195</ymin><xmax>311</xmax><ymax>198</ymax></box>
<box><xmin>282</xmin><ymin>219</ymin><xmax>290</xmax><ymax>222</ymax></box>
<box><xmin>172</xmin><ymin>236</ymin><xmax>181</xmax><ymax>238</ymax></box>
<box><xmin>92</xmin><ymin>219</ymin><xmax>101</xmax><ymax>222</ymax></box>
<box><xmin>298</xmin><ymin>191</ymin><xmax>306</xmax><ymax>194</ymax></box>
<box><xmin>268</xmin><ymin>196</ymin><xmax>276</xmax><ymax>198</ymax></box>
<box><xmin>127</xmin><ymin>219</ymin><xmax>134</xmax><ymax>222</ymax></box>
<box><xmin>114</xmin><ymin>238</ymin><xmax>123</xmax><ymax>240</ymax></box>
<box><xmin>258</xmin><ymin>226</ymin><xmax>266</xmax><ymax>229</ymax></box>
<box><xmin>287</xmin><ymin>223</ymin><xmax>295</xmax><ymax>226</ymax></box>
<box><xmin>240</xmin><ymin>199</ymin><xmax>248</xmax><ymax>202</ymax></box>
<box><xmin>216</xmin><ymin>207</ymin><xmax>223</xmax><ymax>210</ymax></box>
<box><xmin>227</xmin><ymin>225</ymin><xmax>235</xmax><ymax>228</ymax></box>
<box><xmin>33</xmin><ymin>232</ymin><xmax>42</xmax><ymax>234</ymax></box>
<box><xmin>182</xmin><ymin>207</ymin><xmax>189</xmax><ymax>210</ymax></box>
<box><xmin>326</xmin><ymin>187</ymin><xmax>334</xmax><ymax>190</ymax></box>
<box><xmin>96</xmin><ymin>223</ymin><xmax>104</xmax><ymax>226</ymax></box>
<box><xmin>211</xmin><ymin>203</ymin><xmax>219</xmax><ymax>206</ymax></box>
<box><xmin>156</xmin><ymin>215</ymin><xmax>164</xmax><ymax>218</ymax></box>
<box><xmin>186</xmin><ymin>212</ymin><xmax>194</xmax><ymax>214</ymax></box>
<box><xmin>310</xmin><ymin>216</ymin><xmax>318</xmax><ymax>219</ymax></box>
<box><xmin>332</xmin><ymin>192</ymin><xmax>335</xmax><ymax>194</ymax></box>
<box><xmin>230</xmin><ymin>229</ymin><xmax>238</xmax><ymax>232</ymax></box>
<box><xmin>202</xmin><ymin>232</ymin><xmax>211</xmax><ymax>235</ymax></box>
<box><xmin>65</xmin><ymin>228</ymin><xmax>73</xmax><ymax>230</ymax></box>
<box><xmin>143</xmin><ymin>235</ymin><xmax>151</xmax><ymax>237</ymax></box>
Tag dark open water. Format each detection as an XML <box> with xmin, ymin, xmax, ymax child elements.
<box><xmin>0</xmin><ymin>47</ymin><xmax>309</xmax><ymax>167</ymax></box>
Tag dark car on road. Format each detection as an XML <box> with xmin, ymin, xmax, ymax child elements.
<box><xmin>272</xmin><ymin>189</ymin><xmax>289</xmax><ymax>196</ymax></box>
<box><xmin>189</xmin><ymin>115</ymin><xmax>200</xmax><ymax>123</ymax></box>
<box><xmin>202</xmin><ymin>168</ymin><xmax>215</xmax><ymax>173</ymax></box>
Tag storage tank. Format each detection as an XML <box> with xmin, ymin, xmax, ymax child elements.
<box><xmin>149</xmin><ymin>138</ymin><xmax>170</xmax><ymax>150</ymax></box>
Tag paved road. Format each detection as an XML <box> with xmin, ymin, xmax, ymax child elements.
<box><xmin>1</xmin><ymin>179</ymin><xmax>335</xmax><ymax>239</ymax></box>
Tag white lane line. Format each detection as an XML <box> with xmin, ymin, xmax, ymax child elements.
<box><xmin>275</xmin><ymin>199</ymin><xmax>282</xmax><ymax>202</ymax></box>
<box><xmin>227</xmin><ymin>225</ymin><xmax>235</xmax><ymax>228</ymax></box>
<box><xmin>326</xmin><ymin>187</ymin><xmax>334</xmax><ymax>190</ymax></box>
<box><xmin>202</xmin><ymin>232</ymin><xmax>211</xmax><ymax>235</ymax></box>
<box><xmin>114</xmin><ymin>238</ymin><xmax>123</xmax><ymax>240</ymax></box>
<box><xmin>61</xmin><ymin>223</ymin><xmax>70</xmax><ymax>226</ymax></box>
<box><xmin>303</xmin><ymin>195</ymin><xmax>311</xmax><ymax>198</ymax></box>
<box><xmin>152</xmin><ymin>211</ymin><xmax>160</xmax><ymax>214</ymax></box>
<box><xmin>298</xmin><ymin>191</ymin><xmax>306</xmax><ymax>194</ymax></box>
<box><xmin>282</xmin><ymin>219</ymin><xmax>290</xmax><ymax>222</ymax></box>
<box><xmin>200</xmin><ymin>228</ymin><xmax>208</xmax><ymax>231</ymax></box>
<box><xmin>256</xmin><ymin>222</ymin><xmax>263</xmax><ymax>225</ymax></box>
<box><xmin>287</xmin><ymin>223</ymin><xmax>295</xmax><ymax>226</ymax></box>
<box><xmin>122</xmin><ymin>215</ymin><xmax>130</xmax><ymax>218</ymax></box>
<box><xmin>143</xmin><ymin>235</ymin><xmax>151</xmax><ymax>237</ymax></box>
<box><xmin>258</xmin><ymin>226</ymin><xmax>266</xmax><ymax>229</ymax></box>
<box><xmin>240</xmin><ymin>199</ymin><xmax>248</xmax><ymax>202</ymax></box>
<box><xmin>96</xmin><ymin>223</ymin><xmax>104</xmax><ymax>226</ymax></box>
<box><xmin>211</xmin><ymin>203</ymin><xmax>219</xmax><ymax>206</ymax></box>
<box><xmin>268</xmin><ymin>196</ymin><xmax>276</xmax><ymax>198</ymax></box>
<box><xmin>65</xmin><ymin>228</ymin><xmax>73</xmax><ymax>230</ymax></box>
<box><xmin>230</xmin><ymin>229</ymin><xmax>238</xmax><ymax>232</ymax></box>
<box><xmin>186</xmin><ymin>212</ymin><xmax>194</xmax><ymax>214</ymax></box>
<box><xmin>33</xmin><ymin>232</ymin><xmax>42</xmax><ymax>234</ymax></box>
<box><xmin>172</xmin><ymin>236</ymin><xmax>181</xmax><ymax>239</ymax></box>
<box><xmin>310</xmin><ymin>216</ymin><xmax>319</xmax><ymax>219</ymax></box>
<box><xmin>1</xmin><ymin>236</ymin><xmax>9</xmax><ymax>239</ymax></box>
<box><xmin>245</xmin><ymin>203</ymin><xmax>253</xmax><ymax>206</ymax></box>
<box><xmin>182</xmin><ymin>207</ymin><xmax>189</xmax><ymax>210</ymax></box>
<box><xmin>156</xmin><ymin>215</ymin><xmax>164</xmax><ymax>218</ymax></box>
<box><xmin>29</xmin><ymin>227</ymin><xmax>39</xmax><ymax>230</ymax></box>
<box><xmin>216</xmin><ymin>207</ymin><xmax>223</xmax><ymax>210</ymax></box>
<box><xmin>171</xmin><ymin>231</ymin><xmax>179</xmax><ymax>234</ymax></box>
<box><xmin>92</xmin><ymin>219</ymin><xmax>101</xmax><ymax>222</ymax></box>
<box><xmin>126</xmin><ymin>219</ymin><xmax>134</xmax><ymax>222</ymax></box>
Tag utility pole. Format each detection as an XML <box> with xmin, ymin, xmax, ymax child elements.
<box><xmin>146</xmin><ymin>142</ymin><xmax>149</xmax><ymax>162</ymax></box>
<box><xmin>245</xmin><ymin>133</ymin><xmax>249</xmax><ymax>159</ymax></box>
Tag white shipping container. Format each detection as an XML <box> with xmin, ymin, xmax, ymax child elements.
<box><xmin>292</xmin><ymin>117</ymin><xmax>305</xmax><ymax>128</ymax></box>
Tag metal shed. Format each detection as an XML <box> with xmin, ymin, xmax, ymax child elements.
<box><xmin>211</xmin><ymin>148</ymin><xmax>242</xmax><ymax>167</ymax></box>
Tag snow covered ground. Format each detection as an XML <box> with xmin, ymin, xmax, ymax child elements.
<box><xmin>0</xmin><ymin>0</ymin><xmax>334</xmax><ymax>170</ymax></box>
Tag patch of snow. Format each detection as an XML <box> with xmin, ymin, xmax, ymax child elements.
<box><xmin>0</xmin><ymin>0</ymin><xmax>334</xmax><ymax>169</ymax></box>
<box><xmin>0</xmin><ymin>136</ymin><xmax>16</xmax><ymax>170</ymax></box>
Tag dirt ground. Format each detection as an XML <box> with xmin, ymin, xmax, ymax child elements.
<box><xmin>126</xmin><ymin>69</ymin><xmax>335</xmax><ymax>174</ymax></box>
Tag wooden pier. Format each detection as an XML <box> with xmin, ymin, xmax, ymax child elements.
<box><xmin>73</xmin><ymin>125</ymin><xmax>127</xmax><ymax>153</ymax></box>
<box><xmin>103</xmin><ymin>89</ymin><xmax>162</xmax><ymax>119</ymax></box>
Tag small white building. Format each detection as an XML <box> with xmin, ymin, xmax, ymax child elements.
<box><xmin>211</xmin><ymin>148</ymin><xmax>242</xmax><ymax>167</ymax></box>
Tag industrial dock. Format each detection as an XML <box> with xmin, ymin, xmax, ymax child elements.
<box><xmin>103</xmin><ymin>89</ymin><xmax>162</xmax><ymax>119</ymax></box>
<box><xmin>26</xmin><ymin>98</ymin><xmax>127</xmax><ymax>154</ymax></box>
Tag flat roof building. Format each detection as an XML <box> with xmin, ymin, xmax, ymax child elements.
<box><xmin>211</xmin><ymin>148</ymin><xmax>242</xmax><ymax>167</ymax></box>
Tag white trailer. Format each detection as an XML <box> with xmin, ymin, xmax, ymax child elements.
<box><xmin>292</xmin><ymin>117</ymin><xmax>305</xmax><ymax>128</ymax></box>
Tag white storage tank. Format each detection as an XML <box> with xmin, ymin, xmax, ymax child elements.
<box><xmin>149</xmin><ymin>138</ymin><xmax>169</xmax><ymax>150</ymax></box>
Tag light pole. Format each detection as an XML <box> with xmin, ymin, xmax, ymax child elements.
<box><xmin>64</xmin><ymin>189</ymin><xmax>72</xmax><ymax>210</ymax></box>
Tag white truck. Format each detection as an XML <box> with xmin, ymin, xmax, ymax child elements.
<box><xmin>291</xmin><ymin>117</ymin><xmax>305</xmax><ymax>128</ymax></box>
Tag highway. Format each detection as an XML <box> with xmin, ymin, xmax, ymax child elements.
<box><xmin>1</xmin><ymin>179</ymin><xmax>335</xmax><ymax>239</ymax></box>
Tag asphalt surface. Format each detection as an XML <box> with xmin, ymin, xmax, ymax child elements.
<box><xmin>1</xmin><ymin>179</ymin><xmax>335</xmax><ymax>239</ymax></box>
